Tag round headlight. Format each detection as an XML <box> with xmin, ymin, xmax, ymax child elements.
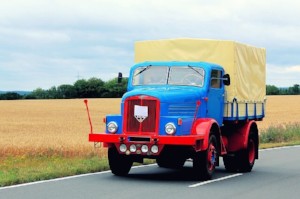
<box><xmin>130</xmin><ymin>145</ymin><xmax>137</xmax><ymax>153</ymax></box>
<box><xmin>141</xmin><ymin>145</ymin><xmax>149</xmax><ymax>153</ymax></box>
<box><xmin>151</xmin><ymin>145</ymin><xmax>159</xmax><ymax>154</ymax></box>
<box><xmin>119</xmin><ymin>144</ymin><xmax>127</xmax><ymax>153</ymax></box>
<box><xmin>107</xmin><ymin>122</ymin><xmax>118</xmax><ymax>134</ymax></box>
<box><xmin>165</xmin><ymin>123</ymin><xmax>176</xmax><ymax>135</ymax></box>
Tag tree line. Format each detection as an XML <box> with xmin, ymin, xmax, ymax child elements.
<box><xmin>0</xmin><ymin>77</ymin><xmax>128</xmax><ymax>100</ymax></box>
<box><xmin>266</xmin><ymin>84</ymin><xmax>299</xmax><ymax>95</ymax></box>
<box><xmin>0</xmin><ymin>82</ymin><xmax>299</xmax><ymax>100</ymax></box>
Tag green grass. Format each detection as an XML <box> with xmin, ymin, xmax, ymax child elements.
<box><xmin>260</xmin><ymin>123</ymin><xmax>300</xmax><ymax>145</ymax></box>
<box><xmin>0</xmin><ymin>154</ymin><xmax>109</xmax><ymax>187</ymax></box>
<box><xmin>1</xmin><ymin>123</ymin><xmax>300</xmax><ymax>187</ymax></box>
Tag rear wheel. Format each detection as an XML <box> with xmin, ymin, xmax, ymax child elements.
<box><xmin>239</xmin><ymin>132</ymin><xmax>256</xmax><ymax>172</ymax></box>
<box><xmin>193</xmin><ymin>134</ymin><xmax>218</xmax><ymax>180</ymax></box>
<box><xmin>108</xmin><ymin>146</ymin><xmax>133</xmax><ymax>176</ymax></box>
<box><xmin>223</xmin><ymin>131</ymin><xmax>257</xmax><ymax>172</ymax></box>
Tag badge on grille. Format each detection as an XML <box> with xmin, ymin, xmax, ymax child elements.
<box><xmin>134</xmin><ymin>105</ymin><xmax>148</xmax><ymax>123</ymax></box>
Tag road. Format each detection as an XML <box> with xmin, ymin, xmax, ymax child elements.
<box><xmin>1</xmin><ymin>146</ymin><xmax>300</xmax><ymax>199</ymax></box>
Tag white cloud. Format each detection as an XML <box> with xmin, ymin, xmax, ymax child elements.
<box><xmin>267</xmin><ymin>64</ymin><xmax>300</xmax><ymax>87</ymax></box>
<box><xmin>286</xmin><ymin>66</ymin><xmax>300</xmax><ymax>73</ymax></box>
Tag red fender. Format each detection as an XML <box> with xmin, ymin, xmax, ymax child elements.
<box><xmin>226</xmin><ymin>120</ymin><xmax>257</xmax><ymax>152</ymax></box>
<box><xmin>191</xmin><ymin>118</ymin><xmax>219</xmax><ymax>151</ymax></box>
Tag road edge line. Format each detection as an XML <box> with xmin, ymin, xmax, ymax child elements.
<box><xmin>188</xmin><ymin>173</ymin><xmax>243</xmax><ymax>188</ymax></box>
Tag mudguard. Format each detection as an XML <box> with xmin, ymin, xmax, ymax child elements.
<box><xmin>191</xmin><ymin>118</ymin><xmax>219</xmax><ymax>151</ymax></box>
<box><xmin>226</xmin><ymin>120</ymin><xmax>258</xmax><ymax>152</ymax></box>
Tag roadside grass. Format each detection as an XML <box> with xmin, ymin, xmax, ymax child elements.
<box><xmin>259</xmin><ymin>123</ymin><xmax>300</xmax><ymax>148</ymax></box>
<box><xmin>0</xmin><ymin>152</ymin><xmax>109</xmax><ymax>187</ymax></box>
<box><xmin>1</xmin><ymin>123</ymin><xmax>299</xmax><ymax>187</ymax></box>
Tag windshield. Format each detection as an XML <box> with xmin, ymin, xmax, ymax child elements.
<box><xmin>132</xmin><ymin>66</ymin><xmax>205</xmax><ymax>87</ymax></box>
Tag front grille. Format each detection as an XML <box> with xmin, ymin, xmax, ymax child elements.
<box><xmin>124</xmin><ymin>96</ymin><xmax>159</xmax><ymax>134</ymax></box>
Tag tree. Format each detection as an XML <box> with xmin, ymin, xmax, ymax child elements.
<box><xmin>31</xmin><ymin>88</ymin><xmax>47</xmax><ymax>99</ymax></box>
<box><xmin>74</xmin><ymin>79</ymin><xmax>89</xmax><ymax>98</ymax></box>
<box><xmin>0</xmin><ymin>92</ymin><xmax>22</xmax><ymax>100</ymax></box>
<box><xmin>291</xmin><ymin>84</ymin><xmax>300</xmax><ymax>95</ymax></box>
<box><xmin>47</xmin><ymin>86</ymin><xmax>58</xmax><ymax>99</ymax></box>
<box><xmin>87</xmin><ymin>77</ymin><xmax>105</xmax><ymax>98</ymax></box>
<box><xmin>102</xmin><ymin>77</ymin><xmax>128</xmax><ymax>98</ymax></box>
<box><xmin>74</xmin><ymin>78</ymin><xmax>105</xmax><ymax>98</ymax></box>
<box><xmin>266</xmin><ymin>85</ymin><xmax>279</xmax><ymax>95</ymax></box>
<box><xmin>57</xmin><ymin>84</ymin><xmax>76</xmax><ymax>99</ymax></box>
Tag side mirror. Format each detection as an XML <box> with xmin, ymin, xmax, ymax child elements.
<box><xmin>223</xmin><ymin>74</ymin><xmax>230</xmax><ymax>86</ymax></box>
<box><xmin>118</xmin><ymin>72</ymin><xmax>123</xmax><ymax>84</ymax></box>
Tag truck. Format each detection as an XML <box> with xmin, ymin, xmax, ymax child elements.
<box><xmin>85</xmin><ymin>38</ymin><xmax>266</xmax><ymax>180</ymax></box>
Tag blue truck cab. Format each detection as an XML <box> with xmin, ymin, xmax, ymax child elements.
<box><xmin>125</xmin><ymin>61</ymin><xmax>227</xmax><ymax>128</ymax></box>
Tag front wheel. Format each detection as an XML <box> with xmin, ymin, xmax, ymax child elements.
<box><xmin>108</xmin><ymin>147</ymin><xmax>133</xmax><ymax>176</ymax></box>
<box><xmin>193</xmin><ymin>134</ymin><xmax>218</xmax><ymax>180</ymax></box>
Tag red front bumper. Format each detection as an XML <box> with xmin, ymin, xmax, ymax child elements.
<box><xmin>89</xmin><ymin>133</ymin><xmax>204</xmax><ymax>146</ymax></box>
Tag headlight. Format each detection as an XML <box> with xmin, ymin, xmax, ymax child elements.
<box><xmin>141</xmin><ymin>145</ymin><xmax>149</xmax><ymax>153</ymax></box>
<box><xmin>130</xmin><ymin>145</ymin><xmax>137</xmax><ymax>153</ymax></box>
<box><xmin>151</xmin><ymin>145</ymin><xmax>159</xmax><ymax>154</ymax></box>
<box><xmin>107</xmin><ymin>122</ymin><xmax>118</xmax><ymax>134</ymax></box>
<box><xmin>120</xmin><ymin>144</ymin><xmax>127</xmax><ymax>153</ymax></box>
<box><xmin>165</xmin><ymin>123</ymin><xmax>176</xmax><ymax>135</ymax></box>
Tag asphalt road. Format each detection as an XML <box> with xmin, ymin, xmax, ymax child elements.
<box><xmin>1</xmin><ymin>146</ymin><xmax>300</xmax><ymax>199</ymax></box>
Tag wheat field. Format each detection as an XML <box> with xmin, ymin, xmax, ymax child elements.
<box><xmin>0</xmin><ymin>99</ymin><xmax>121</xmax><ymax>157</ymax></box>
<box><xmin>0</xmin><ymin>96</ymin><xmax>299</xmax><ymax>157</ymax></box>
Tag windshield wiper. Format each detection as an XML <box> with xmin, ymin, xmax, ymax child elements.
<box><xmin>187</xmin><ymin>65</ymin><xmax>204</xmax><ymax>78</ymax></box>
<box><xmin>134</xmin><ymin>65</ymin><xmax>152</xmax><ymax>77</ymax></box>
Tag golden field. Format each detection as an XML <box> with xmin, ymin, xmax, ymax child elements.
<box><xmin>0</xmin><ymin>96</ymin><xmax>299</xmax><ymax>157</ymax></box>
<box><xmin>0</xmin><ymin>99</ymin><xmax>121</xmax><ymax>157</ymax></box>
<box><xmin>257</xmin><ymin>95</ymin><xmax>300</xmax><ymax>130</ymax></box>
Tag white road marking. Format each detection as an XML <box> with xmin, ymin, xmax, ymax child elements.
<box><xmin>0</xmin><ymin>171</ymin><xmax>111</xmax><ymax>191</ymax></box>
<box><xmin>259</xmin><ymin>145</ymin><xmax>300</xmax><ymax>152</ymax></box>
<box><xmin>188</xmin><ymin>173</ymin><xmax>243</xmax><ymax>188</ymax></box>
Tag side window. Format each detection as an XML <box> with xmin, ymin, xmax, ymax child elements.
<box><xmin>210</xmin><ymin>70</ymin><xmax>222</xmax><ymax>88</ymax></box>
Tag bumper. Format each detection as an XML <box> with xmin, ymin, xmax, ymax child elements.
<box><xmin>89</xmin><ymin>133</ymin><xmax>204</xmax><ymax>146</ymax></box>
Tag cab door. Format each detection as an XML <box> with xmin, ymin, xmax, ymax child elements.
<box><xmin>207</xmin><ymin>69</ymin><xmax>225</xmax><ymax>125</ymax></box>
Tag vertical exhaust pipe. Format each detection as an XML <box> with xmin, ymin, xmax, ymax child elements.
<box><xmin>84</xmin><ymin>99</ymin><xmax>93</xmax><ymax>134</ymax></box>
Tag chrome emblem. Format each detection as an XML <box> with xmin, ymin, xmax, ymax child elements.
<box><xmin>134</xmin><ymin>105</ymin><xmax>148</xmax><ymax>123</ymax></box>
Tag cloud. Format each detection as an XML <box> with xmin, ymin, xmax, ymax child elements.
<box><xmin>0</xmin><ymin>0</ymin><xmax>300</xmax><ymax>90</ymax></box>
<box><xmin>286</xmin><ymin>66</ymin><xmax>300</xmax><ymax>73</ymax></box>
<box><xmin>267</xmin><ymin>64</ymin><xmax>300</xmax><ymax>87</ymax></box>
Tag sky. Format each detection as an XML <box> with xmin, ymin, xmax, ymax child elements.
<box><xmin>0</xmin><ymin>0</ymin><xmax>299</xmax><ymax>91</ymax></box>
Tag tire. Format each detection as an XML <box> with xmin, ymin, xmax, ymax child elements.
<box><xmin>108</xmin><ymin>147</ymin><xmax>133</xmax><ymax>176</ymax></box>
<box><xmin>239</xmin><ymin>131</ymin><xmax>257</xmax><ymax>172</ymax></box>
<box><xmin>193</xmin><ymin>134</ymin><xmax>218</xmax><ymax>180</ymax></box>
<box><xmin>223</xmin><ymin>131</ymin><xmax>257</xmax><ymax>173</ymax></box>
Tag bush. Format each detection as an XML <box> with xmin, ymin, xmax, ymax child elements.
<box><xmin>260</xmin><ymin>123</ymin><xmax>300</xmax><ymax>143</ymax></box>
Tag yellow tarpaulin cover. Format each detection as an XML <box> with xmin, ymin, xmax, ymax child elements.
<box><xmin>135</xmin><ymin>38</ymin><xmax>266</xmax><ymax>103</ymax></box>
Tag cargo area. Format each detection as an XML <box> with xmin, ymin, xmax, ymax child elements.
<box><xmin>134</xmin><ymin>38</ymin><xmax>266</xmax><ymax>121</ymax></box>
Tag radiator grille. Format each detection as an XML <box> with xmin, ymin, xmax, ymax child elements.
<box><xmin>125</xmin><ymin>97</ymin><xmax>158</xmax><ymax>134</ymax></box>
